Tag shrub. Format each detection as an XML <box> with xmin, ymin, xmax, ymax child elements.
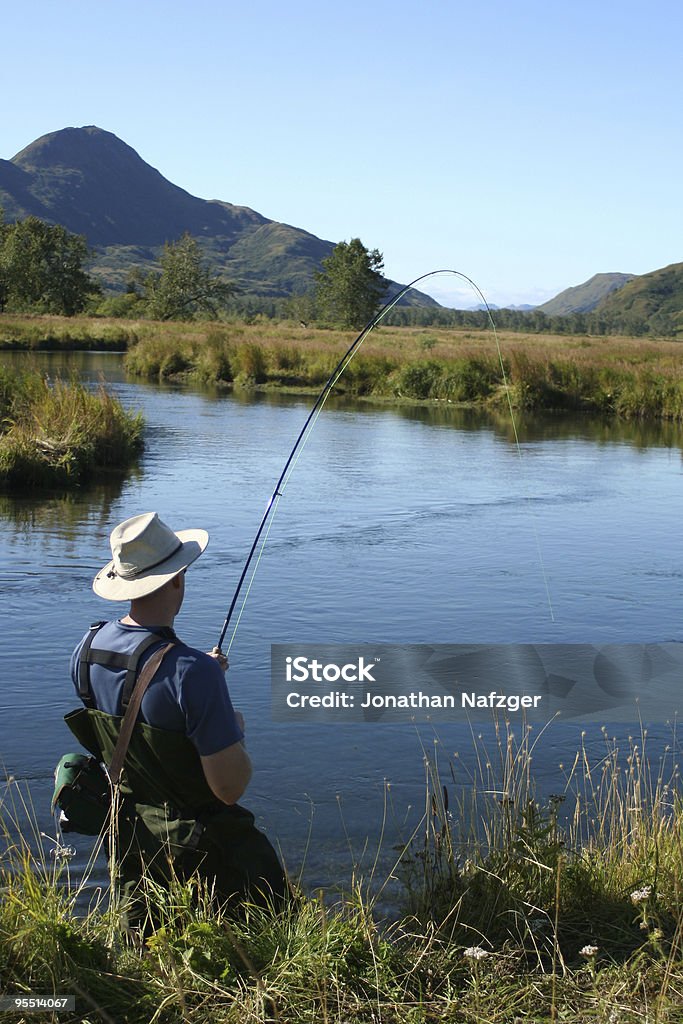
<box><xmin>234</xmin><ymin>342</ymin><xmax>267</xmax><ymax>384</ymax></box>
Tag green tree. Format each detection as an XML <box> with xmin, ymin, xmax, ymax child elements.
<box><xmin>285</xmin><ymin>289</ymin><xmax>317</xmax><ymax>326</ymax></box>
<box><xmin>314</xmin><ymin>238</ymin><xmax>389</xmax><ymax>328</ymax></box>
<box><xmin>144</xmin><ymin>233</ymin><xmax>235</xmax><ymax>321</ymax></box>
<box><xmin>0</xmin><ymin>216</ymin><xmax>98</xmax><ymax>315</ymax></box>
<box><xmin>0</xmin><ymin>209</ymin><xmax>9</xmax><ymax>313</ymax></box>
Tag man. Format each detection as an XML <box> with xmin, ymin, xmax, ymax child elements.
<box><xmin>67</xmin><ymin>511</ymin><xmax>286</xmax><ymax>927</ymax></box>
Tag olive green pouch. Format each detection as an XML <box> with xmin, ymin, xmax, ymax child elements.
<box><xmin>51</xmin><ymin>753</ymin><xmax>111</xmax><ymax>835</ymax></box>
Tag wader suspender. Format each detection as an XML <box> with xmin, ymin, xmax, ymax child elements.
<box><xmin>78</xmin><ymin>622</ymin><xmax>176</xmax><ymax>710</ymax></box>
<box><xmin>77</xmin><ymin>622</ymin><xmax>177</xmax><ymax>783</ymax></box>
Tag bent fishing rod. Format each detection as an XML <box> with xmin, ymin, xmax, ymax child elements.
<box><xmin>215</xmin><ymin>269</ymin><xmax>554</xmax><ymax>656</ymax></box>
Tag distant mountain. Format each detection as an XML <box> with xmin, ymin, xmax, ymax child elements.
<box><xmin>0</xmin><ymin>126</ymin><xmax>438</xmax><ymax>306</ymax></box>
<box><xmin>538</xmin><ymin>273</ymin><xmax>635</xmax><ymax>315</ymax></box>
<box><xmin>593</xmin><ymin>262</ymin><xmax>683</xmax><ymax>332</ymax></box>
<box><xmin>469</xmin><ymin>302</ymin><xmax>536</xmax><ymax>312</ymax></box>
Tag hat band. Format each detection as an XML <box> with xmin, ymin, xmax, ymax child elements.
<box><xmin>108</xmin><ymin>539</ymin><xmax>184</xmax><ymax>580</ymax></box>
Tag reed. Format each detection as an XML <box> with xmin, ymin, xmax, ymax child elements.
<box><xmin>0</xmin><ymin>367</ymin><xmax>144</xmax><ymax>488</ymax></box>
<box><xmin>2</xmin><ymin>721</ymin><xmax>682</xmax><ymax>1022</ymax></box>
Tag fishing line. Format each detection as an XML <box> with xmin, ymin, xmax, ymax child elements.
<box><xmin>458</xmin><ymin>274</ymin><xmax>556</xmax><ymax>624</ymax></box>
<box><xmin>217</xmin><ymin>269</ymin><xmax>555</xmax><ymax>654</ymax></box>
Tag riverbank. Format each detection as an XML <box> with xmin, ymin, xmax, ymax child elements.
<box><xmin>124</xmin><ymin>326</ymin><xmax>683</xmax><ymax>420</ymax></box>
<box><xmin>2</xmin><ymin>313</ymin><xmax>682</xmax><ymax>419</ymax></box>
<box><xmin>2</xmin><ymin>728</ymin><xmax>682</xmax><ymax>1022</ymax></box>
<box><xmin>0</xmin><ymin>366</ymin><xmax>144</xmax><ymax>488</ymax></box>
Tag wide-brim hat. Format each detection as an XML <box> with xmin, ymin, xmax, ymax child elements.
<box><xmin>93</xmin><ymin>512</ymin><xmax>209</xmax><ymax>601</ymax></box>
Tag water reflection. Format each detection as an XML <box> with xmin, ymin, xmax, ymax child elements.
<box><xmin>0</xmin><ymin>475</ymin><xmax>135</xmax><ymax>533</ymax></box>
<box><xmin>4</xmin><ymin>349</ymin><xmax>683</xmax><ymax>451</ymax></box>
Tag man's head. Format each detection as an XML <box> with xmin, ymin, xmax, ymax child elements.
<box><xmin>93</xmin><ymin>512</ymin><xmax>208</xmax><ymax>603</ymax></box>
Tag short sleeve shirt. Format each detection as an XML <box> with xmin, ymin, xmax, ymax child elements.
<box><xmin>70</xmin><ymin>620</ymin><xmax>243</xmax><ymax>757</ymax></box>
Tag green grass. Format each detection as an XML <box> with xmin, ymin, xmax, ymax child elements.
<box><xmin>2</xmin><ymin>722</ymin><xmax>683</xmax><ymax>1022</ymax></box>
<box><xmin>0</xmin><ymin>366</ymin><xmax>144</xmax><ymax>488</ymax></box>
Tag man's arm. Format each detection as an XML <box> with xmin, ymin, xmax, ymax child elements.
<box><xmin>200</xmin><ymin>741</ymin><xmax>252</xmax><ymax>805</ymax></box>
<box><xmin>197</xmin><ymin>649</ymin><xmax>250</xmax><ymax>803</ymax></box>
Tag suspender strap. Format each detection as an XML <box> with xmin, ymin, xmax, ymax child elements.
<box><xmin>78</xmin><ymin>624</ymin><xmax>179</xmax><ymax>712</ymax></box>
<box><xmin>86</xmin><ymin>651</ymin><xmax>131</xmax><ymax>670</ymax></box>
<box><xmin>109</xmin><ymin>642</ymin><xmax>176</xmax><ymax>786</ymax></box>
<box><xmin>78</xmin><ymin>622</ymin><xmax>106</xmax><ymax>707</ymax></box>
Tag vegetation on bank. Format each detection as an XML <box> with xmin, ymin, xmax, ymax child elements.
<box><xmin>123</xmin><ymin>321</ymin><xmax>683</xmax><ymax>420</ymax></box>
<box><xmin>2</xmin><ymin>725</ymin><xmax>683</xmax><ymax>1022</ymax></box>
<box><xmin>0</xmin><ymin>367</ymin><xmax>143</xmax><ymax>487</ymax></box>
<box><xmin>0</xmin><ymin>314</ymin><xmax>136</xmax><ymax>351</ymax></box>
<box><xmin>2</xmin><ymin>314</ymin><xmax>683</xmax><ymax>419</ymax></box>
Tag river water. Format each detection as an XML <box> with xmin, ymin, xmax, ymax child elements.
<box><xmin>2</xmin><ymin>351</ymin><xmax>683</xmax><ymax>895</ymax></box>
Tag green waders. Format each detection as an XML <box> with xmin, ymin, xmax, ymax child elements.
<box><xmin>65</xmin><ymin>705</ymin><xmax>287</xmax><ymax>929</ymax></box>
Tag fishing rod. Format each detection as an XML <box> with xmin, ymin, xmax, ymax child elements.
<box><xmin>216</xmin><ymin>269</ymin><xmax>554</xmax><ymax>655</ymax></box>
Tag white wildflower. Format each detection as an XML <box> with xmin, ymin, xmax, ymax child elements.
<box><xmin>579</xmin><ymin>944</ymin><xmax>598</xmax><ymax>958</ymax></box>
<box><xmin>463</xmin><ymin>946</ymin><xmax>489</xmax><ymax>961</ymax></box>
<box><xmin>630</xmin><ymin>885</ymin><xmax>652</xmax><ymax>904</ymax></box>
<box><xmin>51</xmin><ymin>843</ymin><xmax>76</xmax><ymax>860</ymax></box>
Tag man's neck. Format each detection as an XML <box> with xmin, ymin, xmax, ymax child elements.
<box><xmin>121</xmin><ymin>608</ymin><xmax>175</xmax><ymax>629</ymax></box>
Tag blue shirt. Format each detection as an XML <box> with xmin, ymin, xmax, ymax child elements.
<box><xmin>70</xmin><ymin>620</ymin><xmax>243</xmax><ymax>757</ymax></box>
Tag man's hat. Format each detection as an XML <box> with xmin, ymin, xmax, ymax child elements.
<box><xmin>93</xmin><ymin>512</ymin><xmax>209</xmax><ymax>601</ymax></box>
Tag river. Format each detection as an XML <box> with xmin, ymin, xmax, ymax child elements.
<box><xmin>2</xmin><ymin>350</ymin><xmax>683</xmax><ymax>896</ymax></box>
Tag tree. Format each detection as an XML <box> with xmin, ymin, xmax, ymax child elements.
<box><xmin>0</xmin><ymin>209</ymin><xmax>9</xmax><ymax>313</ymax></box>
<box><xmin>144</xmin><ymin>233</ymin><xmax>235</xmax><ymax>321</ymax></box>
<box><xmin>314</xmin><ymin>238</ymin><xmax>389</xmax><ymax>328</ymax></box>
<box><xmin>0</xmin><ymin>216</ymin><xmax>99</xmax><ymax>315</ymax></box>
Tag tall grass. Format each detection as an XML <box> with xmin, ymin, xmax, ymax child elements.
<box><xmin>3</xmin><ymin>722</ymin><xmax>683</xmax><ymax>1021</ymax></box>
<box><xmin>401</xmin><ymin>724</ymin><xmax>683</xmax><ymax>966</ymax></box>
<box><xmin>3</xmin><ymin>313</ymin><xmax>683</xmax><ymax>419</ymax></box>
<box><xmin>0</xmin><ymin>367</ymin><xmax>144</xmax><ymax>488</ymax></box>
<box><xmin>122</xmin><ymin>323</ymin><xmax>683</xmax><ymax>420</ymax></box>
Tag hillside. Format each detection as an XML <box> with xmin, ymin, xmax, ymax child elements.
<box><xmin>538</xmin><ymin>272</ymin><xmax>634</xmax><ymax>315</ymax></box>
<box><xmin>593</xmin><ymin>262</ymin><xmax>683</xmax><ymax>333</ymax></box>
<box><xmin>0</xmin><ymin>126</ymin><xmax>437</xmax><ymax>306</ymax></box>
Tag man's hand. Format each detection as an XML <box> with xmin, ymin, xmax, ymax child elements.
<box><xmin>208</xmin><ymin>646</ymin><xmax>229</xmax><ymax>672</ymax></box>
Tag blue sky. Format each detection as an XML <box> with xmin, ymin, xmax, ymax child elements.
<box><xmin>3</xmin><ymin>0</ymin><xmax>681</xmax><ymax>307</ymax></box>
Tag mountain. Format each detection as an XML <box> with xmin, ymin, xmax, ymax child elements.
<box><xmin>0</xmin><ymin>126</ymin><xmax>438</xmax><ymax>305</ymax></box>
<box><xmin>469</xmin><ymin>303</ymin><xmax>536</xmax><ymax>311</ymax></box>
<box><xmin>538</xmin><ymin>273</ymin><xmax>635</xmax><ymax>315</ymax></box>
<box><xmin>593</xmin><ymin>262</ymin><xmax>683</xmax><ymax>332</ymax></box>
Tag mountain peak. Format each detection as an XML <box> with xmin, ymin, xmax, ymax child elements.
<box><xmin>3</xmin><ymin>125</ymin><xmax>257</xmax><ymax>248</ymax></box>
<box><xmin>12</xmin><ymin>125</ymin><xmax>138</xmax><ymax>169</ymax></box>
<box><xmin>0</xmin><ymin>126</ymin><xmax>439</xmax><ymax>307</ymax></box>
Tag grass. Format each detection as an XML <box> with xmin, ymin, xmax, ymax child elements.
<box><xmin>0</xmin><ymin>314</ymin><xmax>136</xmax><ymax>351</ymax></box>
<box><xmin>2</xmin><ymin>721</ymin><xmax>683</xmax><ymax>1022</ymax></box>
<box><xmin>124</xmin><ymin>324</ymin><xmax>683</xmax><ymax>420</ymax></box>
<box><xmin>0</xmin><ymin>366</ymin><xmax>144</xmax><ymax>488</ymax></box>
<box><xmin>3</xmin><ymin>313</ymin><xmax>683</xmax><ymax>419</ymax></box>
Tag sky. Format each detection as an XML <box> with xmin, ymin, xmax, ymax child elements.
<box><xmin>2</xmin><ymin>0</ymin><xmax>682</xmax><ymax>308</ymax></box>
